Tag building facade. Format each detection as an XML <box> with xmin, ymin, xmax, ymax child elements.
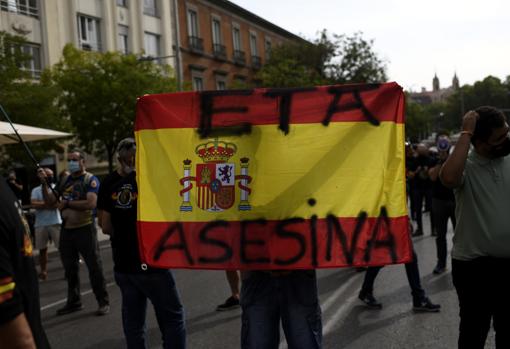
<box><xmin>409</xmin><ymin>73</ymin><xmax>460</xmax><ymax>105</ymax></box>
<box><xmin>175</xmin><ymin>0</ymin><xmax>304</xmax><ymax>90</ymax></box>
<box><xmin>1</xmin><ymin>0</ymin><xmax>303</xmax><ymax>90</ymax></box>
<box><xmin>0</xmin><ymin>0</ymin><xmax>176</xmax><ymax>78</ymax></box>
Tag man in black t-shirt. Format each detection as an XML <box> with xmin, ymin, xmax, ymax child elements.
<box><xmin>407</xmin><ymin>143</ymin><xmax>434</xmax><ymax>236</ymax></box>
<box><xmin>428</xmin><ymin>134</ymin><xmax>456</xmax><ymax>274</ymax></box>
<box><xmin>99</xmin><ymin>138</ymin><xmax>186</xmax><ymax>349</ymax></box>
<box><xmin>0</xmin><ymin>178</ymin><xmax>50</xmax><ymax>348</ymax></box>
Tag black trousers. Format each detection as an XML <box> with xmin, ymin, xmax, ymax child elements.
<box><xmin>60</xmin><ymin>224</ymin><xmax>109</xmax><ymax>305</ymax></box>
<box><xmin>452</xmin><ymin>257</ymin><xmax>510</xmax><ymax>349</ymax></box>
<box><xmin>360</xmin><ymin>250</ymin><xmax>425</xmax><ymax>304</ymax></box>
<box><xmin>432</xmin><ymin>198</ymin><xmax>456</xmax><ymax>268</ymax></box>
<box><xmin>411</xmin><ymin>185</ymin><xmax>433</xmax><ymax>233</ymax></box>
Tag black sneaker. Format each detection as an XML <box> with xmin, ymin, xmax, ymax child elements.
<box><xmin>96</xmin><ymin>303</ymin><xmax>110</xmax><ymax>316</ymax></box>
<box><xmin>358</xmin><ymin>292</ymin><xmax>383</xmax><ymax>309</ymax></box>
<box><xmin>56</xmin><ymin>302</ymin><xmax>84</xmax><ymax>316</ymax></box>
<box><xmin>413</xmin><ymin>298</ymin><xmax>441</xmax><ymax>312</ymax></box>
<box><xmin>433</xmin><ymin>266</ymin><xmax>446</xmax><ymax>275</ymax></box>
<box><xmin>216</xmin><ymin>296</ymin><xmax>240</xmax><ymax>311</ymax></box>
<box><xmin>412</xmin><ymin>229</ymin><xmax>423</xmax><ymax>237</ymax></box>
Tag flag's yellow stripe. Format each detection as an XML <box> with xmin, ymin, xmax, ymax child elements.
<box><xmin>136</xmin><ymin>122</ymin><xmax>406</xmax><ymax>222</ymax></box>
<box><xmin>0</xmin><ymin>282</ymin><xmax>15</xmax><ymax>295</ymax></box>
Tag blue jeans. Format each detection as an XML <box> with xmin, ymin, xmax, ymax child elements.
<box><xmin>114</xmin><ymin>271</ymin><xmax>186</xmax><ymax>349</ymax></box>
<box><xmin>241</xmin><ymin>270</ymin><xmax>322</xmax><ymax>349</ymax></box>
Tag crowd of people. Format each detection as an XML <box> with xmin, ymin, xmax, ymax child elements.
<box><xmin>1</xmin><ymin>106</ymin><xmax>509</xmax><ymax>349</ymax></box>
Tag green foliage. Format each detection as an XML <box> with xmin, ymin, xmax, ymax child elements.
<box><xmin>257</xmin><ymin>30</ymin><xmax>387</xmax><ymax>88</ymax></box>
<box><xmin>49</xmin><ymin>44</ymin><xmax>178</xmax><ymax>171</ymax></box>
<box><xmin>0</xmin><ymin>31</ymin><xmax>63</xmax><ymax>169</ymax></box>
<box><xmin>405</xmin><ymin>75</ymin><xmax>510</xmax><ymax>142</ymax></box>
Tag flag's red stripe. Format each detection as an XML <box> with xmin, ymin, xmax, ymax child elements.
<box><xmin>135</xmin><ymin>82</ymin><xmax>404</xmax><ymax>131</ymax></box>
<box><xmin>136</xmin><ymin>216</ymin><xmax>412</xmax><ymax>270</ymax></box>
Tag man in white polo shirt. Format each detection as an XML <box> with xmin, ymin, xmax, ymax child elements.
<box><xmin>31</xmin><ymin>167</ymin><xmax>62</xmax><ymax>281</ymax></box>
<box><xmin>441</xmin><ymin>106</ymin><xmax>510</xmax><ymax>349</ymax></box>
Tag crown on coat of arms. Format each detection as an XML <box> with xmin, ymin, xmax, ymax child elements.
<box><xmin>195</xmin><ymin>139</ymin><xmax>237</xmax><ymax>163</ymax></box>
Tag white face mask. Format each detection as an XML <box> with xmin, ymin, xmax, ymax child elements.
<box><xmin>68</xmin><ymin>160</ymin><xmax>81</xmax><ymax>173</ymax></box>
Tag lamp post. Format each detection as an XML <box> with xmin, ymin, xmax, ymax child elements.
<box><xmin>437</xmin><ymin>112</ymin><xmax>444</xmax><ymax>132</ymax></box>
<box><xmin>137</xmin><ymin>54</ymin><xmax>182</xmax><ymax>91</ymax></box>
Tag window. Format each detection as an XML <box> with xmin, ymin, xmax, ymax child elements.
<box><xmin>144</xmin><ymin>32</ymin><xmax>160</xmax><ymax>59</ymax></box>
<box><xmin>212</xmin><ymin>18</ymin><xmax>221</xmax><ymax>45</ymax></box>
<box><xmin>18</xmin><ymin>43</ymin><xmax>41</xmax><ymax>78</ymax></box>
<box><xmin>143</xmin><ymin>0</ymin><xmax>157</xmax><ymax>16</ymax></box>
<box><xmin>215</xmin><ymin>75</ymin><xmax>227</xmax><ymax>90</ymax></box>
<box><xmin>250</xmin><ymin>32</ymin><xmax>258</xmax><ymax>56</ymax></box>
<box><xmin>1</xmin><ymin>0</ymin><xmax>38</xmax><ymax>18</ymax></box>
<box><xmin>232</xmin><ymin>24</ymin><xmax>241</xmax><ymax>51</ymax></box>
<box><xmin>187</xmin><ymin>9</ymin><xmax>199</xmax><ymax>37</ymax></box>
<box><xmin>78</xmin><ymin>15</ymin><xmax>101</xmax><ymax>51</ymax></box>
<box><xmin>265</xmin><ymin>37</ymin><xmax>272</xmax><ymax>60</ymax></box>
<box><xmin>117</xmin><ymin>25</ymin><xmax>129</xmax><ymax>54</ymax></box>
<box><xmin>116</xmin><ymin>0</ymin><xmax>127</xmax><ymax>6</ymax></box>
<box><xmin>192</xmin><ymin>76</ymin><xmax>203</xmax><ymax>91</ymax></box>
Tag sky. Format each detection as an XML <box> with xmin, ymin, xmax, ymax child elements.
<box><xmin>230</xmin><ymin>0</ymin><xmax>510</xmax><ymax>92</ymax></box>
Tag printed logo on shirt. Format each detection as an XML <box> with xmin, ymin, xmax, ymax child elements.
<box><xmin>111</xmin><ymin>184</ymin><xmax>138</xmax><ymax>209</ymax></box>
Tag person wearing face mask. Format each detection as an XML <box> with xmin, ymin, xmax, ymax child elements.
<box><xmin>31</xmin><ymin>168</ymin><xmax>62</xmax><ymax>281</ymax></box>
<box><xmin>441</xmin><ymin>106</ymin><xmax>510</xmax><ymax>349</ymax></box>
<box><xmin>98</xmin><ymin>138</ymin><xmax>186</xmax><ymax>349</ymax></box>
<box><xmin>41</xmin><ymin>149</ymin><xmax>109</xmax><ymax>316</ymax></box>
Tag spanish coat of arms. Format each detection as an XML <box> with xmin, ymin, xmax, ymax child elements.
<box><xmin>179</xmin><ymin>139</ymin><xmax>252</xmax><ymax>212</ymax></box>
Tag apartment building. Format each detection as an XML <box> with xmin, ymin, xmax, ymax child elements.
<box><xmin>177</xmin><ymin>0</ymin><xmax>304</xmax><ymax>90</ymax></box>
<box><xmin>0</xmin><ymin>0</ymin><xmax>176</xmax><ymax>78</ymax></box>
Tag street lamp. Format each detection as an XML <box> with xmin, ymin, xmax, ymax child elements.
<box><xmin>437</xmin><ymin>112</ymin><xmax>444</xmax><ymax>132</ymax></box>
<box><xmin>137</xmin><ymin>54</ymin><xmax>176</xmax><ymax>62</ymax></box>
<box><xmin>137</xmin><ymin>54</ymin><xmax>182</xmax><ymax>91</ymax></box>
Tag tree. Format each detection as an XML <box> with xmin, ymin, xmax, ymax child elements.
<box><xmin>49</xmin><ymin>44</ymin><xmax>178</xmax><ymax>171</ymax></box>
<box><xmin>257</xmin><ymin>30</ymin><xmax>387</xmax><ymax>88</ymax></box>
<box><xmin>0</xmin><ymin>31</ymin><xmax>63</xmax><ymax>169</ymax></box>
<box><xmin>327</xmin><ymin>32</ymin><xmax>388</xmax><ymax>84</ymax></box>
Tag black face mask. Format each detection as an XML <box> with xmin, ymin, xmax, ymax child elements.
<box><xmin>46</xmin><ymin>176</ymin><xmax>54</xmax><ymax>184</ymax></box>
<box><xmin>489</xmin><ymin>136</ymin><xmax>510</xmax><ymax>158</ymax></box>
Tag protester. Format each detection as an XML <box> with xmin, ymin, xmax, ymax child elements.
<box><xmin>42</xmin><ymin>149</ymin><xmax>110</xmax><ymax>316</ymax></box>
<box><xmin>358</xmin><ymin>247</ymin><xmax>441</xmax><ymax>312</ymax></box>
<box><xmin>241</xmin><ymin>270</ymin><xmax>322</xmax><ymax>348</ymax></box>
<box><xmin>31</xmin><ymin>168</ymin><xmax>62</xmax><ymax>281</ymax></box>
<box><xmin>0</xmin><ymin>178</ymin><xmax>50</xmax><ymax>348</ymax></box>
<box><xmin>440</xmin><ymin>106</ymin><xmax>510</xmax><ymax>348</ymax></box>
<box><xmin>6</xmin><ymin>169</ymin><xmax>23</xmax><ymax>202</ymax></box>
<box><xmin>100</xmin><ymin>138</ymin><xmax>186</xmax><ymax>349</ymax></box>
<box><xmin>428</xmin><ymin>133</ymin><xmax>456</xmax><ymax>274</ymax></box>
<box><xmin>407</xmin><ymin>143</ymin><xmax>434</xmax><ymax>236</ymax></box>
<box><xmin>216</xmin><ymin>270</ymin><xmax>241</xmax><ymax>311</ymax></box>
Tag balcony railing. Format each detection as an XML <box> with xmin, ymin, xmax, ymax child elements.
<box><xmin>233</xmin><ymin>50</ymin><xmax>246</xmax><ymax>66</ymax></box>
<box><xmin>0</xmin><ymin>0</ymin><xmax>38</xmax><ymax>18</ymax></box>
<box><xmin>212</xmin><ymin>43</ymin><xmax>227</xmax><ymax>60</ymax></box>
<box><xmin>251</xmin><ymin>55</ymin><xmax>262</xmax><ymax>70</ymax></box>
<box><xmin>188</xmin><ymin>36</ymin><xmax>204</xmax><ymax>54</ymax></box>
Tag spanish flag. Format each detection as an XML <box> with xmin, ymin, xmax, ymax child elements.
<box><xmin>135</xmin><ymin>82</ymin><xmax>412</xmax><ymax>270</ymax></box>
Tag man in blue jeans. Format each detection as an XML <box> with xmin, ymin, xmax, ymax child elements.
<box><xmin>100</xmin><ymin>138</ymin><xmax>186</xmax><ymax>349</ymax></box>
<box><xmin>241</xmin><ymin>270</ymin><xmax>322</xmax><ymax>349</ymax></box>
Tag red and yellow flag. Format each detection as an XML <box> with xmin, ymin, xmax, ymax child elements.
<box><xmin>135</xmin><ymin>82</ymin><xmax>411</xmax><ymax>270</ymax></box>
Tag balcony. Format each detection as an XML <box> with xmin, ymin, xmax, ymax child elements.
<box><xmin>188</xmin><ymin>36</ymin><xmax>204</xmax><ymax>54</ymax></box>
<box><xmin>251</xmin><ymin>55</ymin><xmax>262</xmax><ymax>70</ymax></box>
<box><xmin>212</xmin><ymin>43</ymin><xmax>227</xmax><ymax>60</ymax></box>
<box><xmin>233</xmin><ymin>50</ymin><xmax>246</xmax><ymax>66</ymax></box>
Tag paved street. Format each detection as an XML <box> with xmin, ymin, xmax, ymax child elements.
<box><xmin>38</xmin><ymin>214</ymin><xmax>495</xmax><ymax>349</ymax></box>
